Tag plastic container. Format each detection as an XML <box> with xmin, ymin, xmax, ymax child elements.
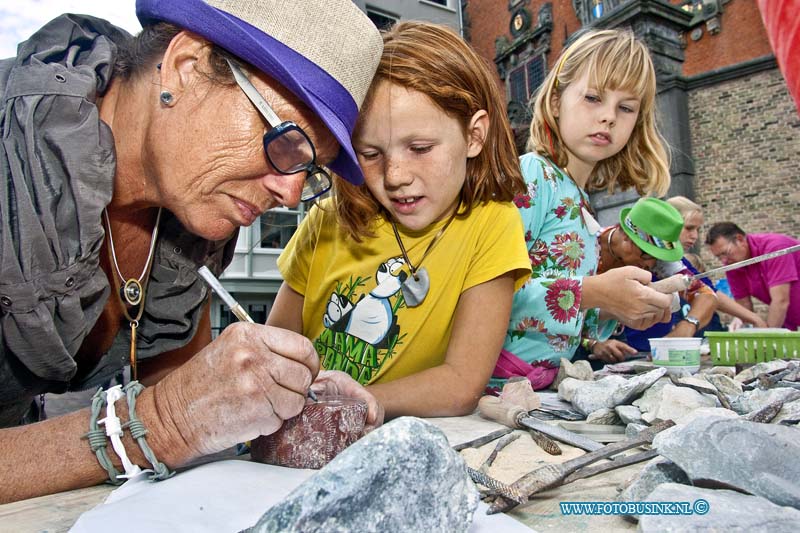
<box><xmin>250</xmin><ymin>395</ymin><xmax>367</xmax><ymax>469</ymax></box>
<box><xmin>649</xmin><ymin>337</ymin><xmax>701</xmax><ymax>375</ymax></box>
<box><xmin>705</xmin><ymin>330</ymin><xmax>800</xmax><ymax>366</ymax></box>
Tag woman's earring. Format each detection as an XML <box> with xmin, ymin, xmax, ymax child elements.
<box><xmin>159</xmin><ymin>91</ymin><xmax>174</xmax><ymax>106</ymax></box>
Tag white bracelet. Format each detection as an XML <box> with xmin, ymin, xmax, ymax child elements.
<box><xmin>99</xmin><ymin>385</ymin><xmax>143</xmax><ymax>479</ymax></box>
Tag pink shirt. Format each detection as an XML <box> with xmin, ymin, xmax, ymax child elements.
<box><xmin>726</xmin><ymin>233</ymin><xmax>800</xmax><ymax>330</ymax></box>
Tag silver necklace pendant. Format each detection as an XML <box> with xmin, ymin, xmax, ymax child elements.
<box><xmin>401</xmin><ymin>267</ymin><xmax>430</xmax><ymax>307</ymax></box>
<box><xmin>122</xmin><ymin>278</ymin><xmax>143</xmax><ymax>306</ymax></box>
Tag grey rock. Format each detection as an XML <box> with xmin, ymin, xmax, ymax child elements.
<box><xmin>626</xmin><ymin>423</ymin><xmax>648</xmax><ymax>439</ymax></box>
<box><xmin>586</xmin><ymin>407</ymin><xmax>621</xmax><ymax>425</ymax></box>
<box><xmin>704</xmin><ymin>373</ymin><xmax>743</xmax><ymax>398</ymax></box>
<box><xmin>244</xmin><ymin>417</ymin><xmax>478</xmax><ymax>533</ymax></box>
<box><xmin>639</xmin><ymin>483</ymin><xmax>800</xmax><ymax>533</ymax></box>
<box><xmin>616</xmin><ymin>405</ymin><xmax>644</xmax><ymax>425</ymax></box>
<box><xmin>640</xmin><ymin>385</ymin><xmax>716</xmax><ymax>424</ymax></box>
<box><xmin>774</xmin><ymin>398</ymin><xmax>800</xmax><ymax>424</ymax></box>
<box><xmin>632</xmin><ymin>377</ymin><xmax>672</xmax><ymax>415</ymax></box>
<box><xmin>653</xmin><ymin>417</ymin><xmax>800</xmax><ymax>509</ymax></box>
<box><xmin>571</xmin><ymin>368</ymin><xmax>667</xmax><ymax>416</ymax></box>
<box><xmin>704</xmin><ymin>366</ymin><xmax>736</xmax><ymax>378</ymax></box>
<box><xmin>676</xmin><ymin>407</ymin><xmax>738</xmax><ymax>426</ymax></box>
<box><xmin>677</xmin><ymin>376</ymin><xmax>718</xmax><ymax>395</ymax></box>
<box><xmin>554</xmin><ymin>358</ymin><xmax>594</xmax><ymax>389</ymax></box>
<box><xmin>618</xmin><ymin>458</ymin><xmax>690</xmax><ymax>518</ymax></box>
<box><xmin>734</xmin><ymin>360</ymin><xmax>790</xmax><ymax>383</ymax></box>
<box><xmin>557</xmin><ymin>377</ymin><xmax>582</xmax><ymax>403</ymax></box>
<box><xmin>730</xmin><ymin>387</ymin><xmax>800</xmax><ymax>415</ymax></box>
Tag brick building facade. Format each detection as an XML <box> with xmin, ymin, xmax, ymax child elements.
<box><xmin>463</xmin><ymin>0</ymin><xmax>800</xmax><ymax>274</ymax></box>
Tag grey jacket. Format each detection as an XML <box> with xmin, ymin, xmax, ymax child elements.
<box><xmin>0</xmin><ymin>15</ymin><xmax>236</xmax><ymax>427</ymax></box>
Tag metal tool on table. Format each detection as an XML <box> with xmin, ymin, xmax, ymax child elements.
<box><xmin>466</xmin><ymin>466</ymin><xmax>526</xmax><ymax>504</ymax></box>
<box><xmin>651</xmin><ymin>244</ymin><xmax>800</xmax><ymax>294</ymax></box>
<box><xmin>478</xmin><ymin>396</ymin><xmax>602</xmax><ymax>453</ymax></box>
<box><xmin>487</xmin><ymin>420</ymin><xmax>675</xmax><ymax>515</ymax></box>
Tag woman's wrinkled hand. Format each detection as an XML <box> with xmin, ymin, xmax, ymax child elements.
<box><xmin>150</xmin><ymin>322</ymin><xmax>320</xmax><ymax>464</ymax></box>
<box><xmin>311</xmin><ymin>370</ymin><xmax>385</xmax><ymax>434</ymax></box>
<box><xmin>590</xmin><ymin>339</ymin><xmax>638</xmax><ymax>364</ymax></box>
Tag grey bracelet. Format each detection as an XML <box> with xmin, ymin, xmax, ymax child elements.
<box><xmin>83</xmin><ymin>388</ymin><xmax>124</xmax><ymax>485</ymax></box>
<box><xmin>122</xmin><ymin>381</ymin><xmax>175</xmax><ymax>481</ymax></box>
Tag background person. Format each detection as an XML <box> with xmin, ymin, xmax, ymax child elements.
<box><xmin>491</xmin><ymin>29</ymin><xmax>674</xmax><ymax>391</ymax></box>
<box><xmin>706</xmin><ymin>222</ymin><xmax>800</xmax><ymax>330</ymax></box>
<box><xmin>0</xmin><ymin>0</ymin><xmax>384</xmax><ymax>503</ymax></box>
<box><xmin>667</xmin><ymin>196</ymin><xmax>767</xmax><ymax>329</ymax></box>
<box><xmin>267</xmin><ymin>22</ymin><xmax>531</xmax><ymax>419</ymax></box>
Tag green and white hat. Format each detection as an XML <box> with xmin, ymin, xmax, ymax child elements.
<box><xmin>619</xmin><ymin>197</ymin><xmax>684</xmax><ymax>262</ymax></box>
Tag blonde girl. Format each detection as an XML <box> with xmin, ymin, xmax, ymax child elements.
<box><xmin>268</xmin><ymin>22</ymin><xmax>531</xmax><ymax>418</ymax></box>
<box><xmin>493</xmin><ymin>29</ymin><xmax>673</xmax><ymax>391</ymax></box>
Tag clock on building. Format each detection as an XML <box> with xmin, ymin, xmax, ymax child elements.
<box><xmin>509</xmin><ymin>8</ymin><xmax>531</xmax><ymax>37</ymax></box>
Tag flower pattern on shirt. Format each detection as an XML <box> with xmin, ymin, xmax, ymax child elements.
<box><xmin>544</xmin><ymin>278</ymin><xmax>581</xmax><ymax>323</ymax></box>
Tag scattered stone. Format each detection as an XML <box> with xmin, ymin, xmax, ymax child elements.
<box><xmin>653</xmin><ymin>417</ymin><xmax>800</xmax><ymax>509</ymax></box>
<box><xmin>553</xmin><ymin>358</ymin><xmax>594</xmax><ymax>389</ymax></box>
<box><xmin>730</xmin><ymin>387</ymin><xmax>800</xmax><ymax>415</ymax></box>
<box><xmin>735</xmin><ymin>360</ymin><xmax>790</xmax><ymax>383</ymax></box>
<box><xmin>632</xmin><ymin>377</ymin><xmax>671</xmax><ymax>415</ymax></box>
<box><xmin>704</xmin><ymin>373</ymin><xmax>743</xmax><ymax>398</ymax></box>
<box><xmin>676</xmin><ymin>376</ymin><xmax>718</xmax><ymax>395</ymax></box>
<box><xmin>704</xmin><ymin>366</ymin><xmax>735</xmax><ymax>378</ymax></box>
<box><xmin>244</xmin><ymin>417</ymin><xmax>479</xmax><ymax>533</ymax></box>
<box><xmin>615</xmin><ymin>405</ymin><xmax>644</xmax><ymax>425</ymax></box>
<box><xmin>639</xmin><ymin>385</ymin><xmax>716</xmax><ymax>424</ymax></box>
<box><xmin>639</xmin><ymin>484</ymin><xmax>800</xmax><ymax>533</ymax></box>
<box><xmin>617</xmin><ymin>458</ymin><xmax>690</xmax><ymax>519</ymax></box>
<box><xmin>586</xmin><ymin>408</ymin><xmax>620</xmax><ymax>425</ymax></box>
<box><xmin>675</xmin><ymin>407</ymin><xmax>738</xmax><ymax>426</ymax></box>
<box><xmin>774</xmin><ymin>398</ymin><xmax>800</xmax><ymax>424</ymax></box>
<box><xmin>625</xmin><ymin>423</ymin><xmax>647</xmax><ymax>439</ymax></box>
<box><xmin>557</xmin><ymin>377</ymin><xmax>582</xmax><ymax>403</ymax></box>
<box><xmin>570</xmin><ymin>368</ymin><xmax>667</xmax><ymax>416</ymax></box>
<box><xmin>499</xmin><ymin>377</ymin><xmax>541</xmax><ymax>412</ymax></box>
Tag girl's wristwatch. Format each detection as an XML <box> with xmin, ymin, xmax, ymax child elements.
<box><xmin>682</xmin><ymin>315</ymin><xmax>700</xmax><ymax>332</ymax></box>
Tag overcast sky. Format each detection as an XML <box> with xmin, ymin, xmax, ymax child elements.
<box><xmin>0</xmin><ymin>0</ymin><xmax>140</xmax><ymax>58</ymax></box>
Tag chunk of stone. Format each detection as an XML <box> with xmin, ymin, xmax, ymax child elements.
<box><xmin>557</xmin><ymin>377</ymin><xmax>582</xmax><ymax>403</ymax></box>
<box><xmin>554</xmin><ymin>357</ymin><xmax>594</xmax><ymax>389</ymax></box>
<box><xmin>570</xmin><ymin>368</ymin><xmax>666</xmax><ymax>416</ymax></box>
<box><xmin>499</xmin><ymin>377</ymin><xmax>541</xmax><ymax>412</ymax></box>
<box><xmin>653</xmin><ymin>417</ymin><xmax>800</xmax><ymax>509</ymax></box>
<box><xmin>615</xmin><ymin>405</ymin><xmax>644</xmax><ymax>425</ymax></box>
<box><xmin>586</xmin><ymin>407</ymin><xmax>620</xmax><ymax>425</ymax></box>
<box><xmin>704</xmin><ymin>373</ymin><xmax>743</xmax><ymax>397</ymax></box>
<box><xmin>639</xmin><ymin>385</ymin><xmax>716</xmax><ymax>424</ymax></box>
<box><xmin>244</xmin><ymin>417</ymin><xmax>479</xmax><ymax>533</ymax></box>
<box><xmin>735</xmin><ymin>360</ymin><xmax>790</xmax><ymax>383</ymax></box>
<box><xmin>730</xmin><ymin>387</ymin><xmax>800</xmax><ymax>415</ymax></box>
<box><xmin>677</xmin><ymin>376</ymin><xmax>718</xmax><ymax>395</ymax></box>
<box><xmin>639</xmin><ymin>484</ymin><xmax>800</xmax><ymax>533</ymax></box>
<box><xmin>675</xmin><ymin>407</ymin><xmax>738</xmax><ymax>426</ymax></box>
<box><xmin>704</xmin><ymin>366</ymin><xmax>735</xmax><ymax>378</ymax></box>
<box><xmin>625</xmin><ymin>423</ymin><xmax>647</xmax><ymax>439</ymax></box>
<box><xmin>774</xmin><ymin>398</ymin><xmax>800</xmax><ymax>424</ymax></box>
<box><xmin>617</xmin><ymin>458</ymin><xmax>690</xmax><ymax>519</ymax></box>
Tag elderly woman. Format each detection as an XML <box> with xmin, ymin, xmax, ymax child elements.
<box><xmin>0</xmin><ymin>0</ymin><xmax>383</xmax><ymax>503</ymax></box>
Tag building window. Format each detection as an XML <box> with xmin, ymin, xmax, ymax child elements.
<box><xmin>508</xmin><ymin>56</ymin><xmax>545</xmax><ymax>107</ymax></box>
<box><xmin>256</xmin><ymin>207</ymin><xmax>303</xmax><ymax>249</ymax></box>
<box><xmin>573</xmin><ymin>0</ymin><xmax>625</xmax><ymax>25</ymax></box>
<box><xmin>424</xmin><ymin>0</ymin><xmax>448</xmax><ymax>6</ymax></box>
<box><xmin>367</xmin><ymin>7</ymin><xmax>398</xmax><ymax>30</ymax></box>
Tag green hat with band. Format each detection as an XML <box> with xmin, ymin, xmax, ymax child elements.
<box><xmin>619</xmin><ymin>197</ymin><xmax>684</xmax><ymax>262</ymax></box>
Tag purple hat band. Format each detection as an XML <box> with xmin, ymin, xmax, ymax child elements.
<box><xmin>136</xmin><ymin>0</ymin><xmax>364</xmax><ymax>184</ymax></box>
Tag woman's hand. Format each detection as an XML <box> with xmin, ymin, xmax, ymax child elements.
<box><xmin>589</xmin><ymin>339</ymin><xmax>638</xmax><ymax>364</ymax></box>
<box><xmin>311</xmin><ymin>370</ymin><xmax>385</xmax><ymax>434</ymax></box>
<box><xmin>147</xmin><ymin>322</ymin><xmax>320</xmax><ymax>465</ymax></box>
<box><xmin>585</xmin><ymin>266</ymin><xmax>673</xmax><ymax>328</ymax></box>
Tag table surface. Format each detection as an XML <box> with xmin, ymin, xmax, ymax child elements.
<box><xmin>0</xmin><ymin>413</ymin><xmax>643</xmax><ymax>533</ymax></box>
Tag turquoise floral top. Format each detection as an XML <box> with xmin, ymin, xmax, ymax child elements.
<box><xmin>490</xmin><ymin>153</ymin><xmax>614</xmax><ymax>390</ymax></box>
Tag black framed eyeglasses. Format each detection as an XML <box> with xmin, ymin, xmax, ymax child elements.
<box><xmin>226</xmin><ymin>59</ymin><xmax>332</xmax><ymax>202</ymax></box>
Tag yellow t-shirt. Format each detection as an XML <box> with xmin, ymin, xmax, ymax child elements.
<box><xmin>278</xmin><ymin>199</ymin><xmax>530</xmax><ymax>385</ymax></box>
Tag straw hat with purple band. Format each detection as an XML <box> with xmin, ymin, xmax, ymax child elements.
<box><xmin>619</xmin><ymin>197</ymin><xmax>685</xmax><ymax>262</ymax></box>
<box><xmin>135</xmin><ymin>0</ymin><xmax>382</xmax><ymax>185</ymax></box>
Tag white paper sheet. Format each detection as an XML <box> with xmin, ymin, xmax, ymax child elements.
<box><xmin>70</xmin><ymin>459</ymin><xmax>534</xmax><ymax>532</ymax></box>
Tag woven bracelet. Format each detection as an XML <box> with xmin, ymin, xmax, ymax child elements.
<box><xmin>122</xmin><ymin>381</ymin><xmax>175</xmax><ymax>481</ymax></box>
<box><xmin>83</xmin><ymin>388</ymin><xmax>124</xmax><ymax>485</ymax></box>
